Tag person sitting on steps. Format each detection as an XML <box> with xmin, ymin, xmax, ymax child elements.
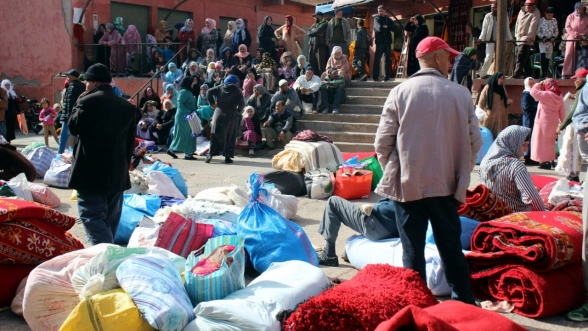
<box><xmin>261</xmin><ymin>100</ymin><xmax>295</xmax><ymax>150</ymax></box>
<box><xmin>320</xmin><ymin>67</ymin><xmax>346</xmax><ymax>114</ymax></box>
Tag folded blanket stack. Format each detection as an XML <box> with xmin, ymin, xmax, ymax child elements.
<box><xmin>284</xmin><ymin>140</ymin><xmax>343</xmax><ymax>172</ymax></box>
<box><xmin>458</xmin><ymin>184</ymin><xmax>512</xmax><ymax>222</ymax></box>
<box><xmin>466</xmin><ymin>211</ymin><xmax>587</xmax><ymax>318</ymax></box>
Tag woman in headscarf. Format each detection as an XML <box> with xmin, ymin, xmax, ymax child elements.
<box><xmin>189</xmin><ymin>73</ymin><xmax>204</xmax><ymax>98</ymax></box>
<box><xmin>99</xmin><ymin>23</ymin><xmax>126</xmax><ymax>74</ymax></box>
<box><xmin>246</xmin><ymin>84</ymin><xmax>272</xmax><ymax>137</ymax></box>
<box><xmin>93</xmin><ymin>24</ymin><xmax>109</xmax><ymax>67</ymax></box>
<box><xmin>161</xmin><ymin>83</ymin><xmax>177</xmax><ymax>107</ymax></box>
<box><xmin>403</xmin><ymin>14</ymin><xmax>429</xmax><ymax>76</ymax></box>
<box><xmin>205</xmin><ymin>74</ymin><xmax>246</xmax><ymax>164</ymax></box>
<box><xmin>477</xmin><ymin>72</ymin><xmax>513</xmax><ymax>138</ymax></box>
<box><xmin>232</xmin><ymin>19</ymin><xmax>252</xmax><ymax>53</ymax></box>
<box><xmin>145</xmin><ymin>26</ymin><xmax>158</xmax><ymax>66</ymax></box>
<box><xmin>184</xmin><ymin>62</ymin><xmax>201</xmax><ymax>84</ymax></box>
<box><xmin>152</xmin><ymin>99</ymin><xmax>177</xmax><ymax>146</ymax></box>
<box><xmin>223</xmin><ymin>21</ymin><xmax>237</xmax><ymax>53</ymax></box>
<box><xmin>139</xmin><ymin>86</ymin><xmax>162</xmax><ymax>109</ymax></box>
<box><xmin>200</xmin><ymin>48</ymin><xmax>216</xmax><ymax>70</ymax></box>
<box><xmin>198</xmin><ymin>18</ymin><xmax>220</xmax><ymax>59</ymax></box>
<box><xmin>179</xmin><ymin>19</ymin><xmax>197</xmax><ymax>64</ymax></box>
<box><xmin>450</xmin><ymin>47</ymin><xmax>477</xmax><ymax>91</ymax></box>
<box><xmin>167</xmin><ymin>76</ymin><xmax>198</xmax><ymax>160</ymax></box>
<box><xmin>113</xmin><ymin>17</ymin><xmax>126</xmax><ymax>35</ymax></box>
<box><xmin>155</xmin><ymin>20</ymin><xmax>170</xmax><ymax>43</ymax></box>
<box><xmin>162</xmin><ymin>62</ymin><xmax>183</xmax><ymax>91</ymax></box>
<box><xmin>563</xmin><ymin>3</ymin><xmax>588</xmax><ymax>78</ymax></box>
<box><xmin>0</xmin><ymin>80</ymin><xmax>19</xmax><ymax>142</ymax></box>
<box><xmin>251</xmin><ymin>48</ymin><xmax>264</xmax><ymax>68</ymax></box>
<box><xmin>274</xmin><ymin>15</ymin><xmax>306</xmax><ymax>58</ymax></box>
<box><xmin>295</xmin><ymin>55</ymin><xmax>310</xmax><ymax>78</ymax></box>
<box><xmin>278</xmin><ymin>52</ymin><xmax>296</xmax><ymax>84</ymax></box>
<box><xmin>122</xmin><ymin>25</ymin><xmax>141</xmax><ymax>59</ymax></box>
<box><xmin>234</xmin><ymin>44</ymin><xmax>252</xmax><ymax>74</ymax></box>
<box><xmin>182</xmin><ymin>48</ymin><xmax>200</xmax><ymax>70</ymax></box>
<box><xmin>530</xmin><ymin>78</ymin><xmax>566</xmax><ymax>169</ymax></box>
<box><xmin>220</xmin><ymin>47</ymin><xmax>235</xmax><ymax>69</ymax></box>
<box><xmin>521</xmin><ymin>77</ymin><xmax>538</xmax><ymax>165</ymax></box>
<box><xmin>258</xmin><ymin>16</ymin><xmax>276</xmax><ymax>60</ymax></box>
<box><xmin>323</xmin><ymin>46</ymin><xmax>352</xmax><ymax>82</ymax></box>
<box><xmin>236</xmin><ymin>106</ymin><xmax>261</xmax><ymax>157</ymax></box>
<box><xmin>137</xmin><ymin>101</ymin><xmax>159</xmax><ymax>141</ymax></box>
<box><xmin>479</xmin><ymin>125</ymin><xmax>547</xmax><ymax>212</ymax></box>
<box><xmin>243</xmin><ymin>67</ymin><xmax>263</xmax><ymax>99</ymax></box>
<box><xmin>258</xmin><ymin>52</ymin><xmax>279</xmax><ymax>92</ymax></box>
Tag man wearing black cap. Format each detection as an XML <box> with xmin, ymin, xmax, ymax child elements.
<box><xmin>320</xmin><ymin>67</ymin><xmax>346</xmax><ymax>114</ymax></box>
<box><xmin>58</xmin><ymin>69</ymin><xmax>85</xmax><ymax>154</ymax></box>
<box><xmin>68</xmin><ymin>63</ymin><xmax>137</xmax><ymax>245</ymax></box>
<box><xmin>308</xmin><ymin>11</ymin><xmax>329</xmax><ymax>76</ymax></box>
<box><xmin>373</xmin><ymin>5</ymin><xmax>396</xmax><ymax>81</ymax></box>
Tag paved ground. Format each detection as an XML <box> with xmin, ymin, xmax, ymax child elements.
<box><xmin>1</xmin><ymin>131</ymin><xmax>588</xmax><ymax>331</ymax></box>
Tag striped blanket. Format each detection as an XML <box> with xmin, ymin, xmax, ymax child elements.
<box><xmin>284</xmin><ymin>141</ymin><xmax>343</xmax><ymax>172</ymax></box>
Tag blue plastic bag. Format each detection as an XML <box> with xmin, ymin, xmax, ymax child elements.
<box><xmin>144</xmin><ymin>161</ymin><xmax>188</xmax><ymax>196</ymax></box>
<box><xmin>114</xmin><ymin>194</ymin><xmax>161</xmax><ymax>245</ymax></box>
<box><xmin>425</xmin><ymin>217</ymin><xmax>481</xmax><ymax>250</ymax></box>
<box><xmin>237</xmin><ymin>173</ymin><xmax>318</xmax><ymax>273</ymax></box>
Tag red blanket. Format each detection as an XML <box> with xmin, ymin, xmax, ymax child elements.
<box><xmin>282</xmin><ymin>265</ymin><xmax>438</xmax><ymax>331</ymax></box>
<box><xmin>470</xmin><ymin>263</ymin><xmax>586</xmax><ymax>318</ymax></box>
<box><xmin>375</xmin><ymin>301</ymin><xmax>527</xmax><ymax>331</ymax></box>
<box><xmin>0</xmin><ymin>198</ymin><xmax>76</xmax><ymax>230</ymax></box>
<box><xmin>458</xmin><ymin>185</ymin><xmax>512</xmax><ymax>222</ymax></box>
<box><xmin>466</xmin><ymin>211</ymin><xmax>583</xmax><ymax>272</ymax></box>
<box><xmin>0</xmin><ymin>264</ymin><xmax>36</xmax><ymax>308</ymax></box>
<box><xmin>530</xmin><ymin>174</ymin><xmax>559</xmax><ymax>190</ymax></box>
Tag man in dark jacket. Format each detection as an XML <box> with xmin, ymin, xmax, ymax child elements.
<box><xmin>0</xmin><ymin>87</ymin><xmax>8</xmax><ymax>137</ymax></box>
<box><xmin>68</xmin><ymin>64</ymin><xmax>136</xmax><ymax>245</ymax></box>
<box><xmin>262</xmin><ymin>100</ymin><xmax>295</xmax><ymax>149</ymax></box>
<box><xmin>373</xmin><ymin>5</ymin><xmax>396</xmax><ymax>81</ymax></box>
<box><xmin>308</xmin><ymin>11</ymin><xmax>329</xmax><ymax>76</ymax></box>
<box><xmin>404</xmin><ymin>14</ymin><xmax>430</xmax><ymax>76</ymax></box>
<box><xmin>320</xmin><ymin>68</ymin><xmax>346</xmax><ymax>114</ymax></box>
<box><xmin>353</xmin><ymin>19</ymin><xmax>370</xmax><ymax>81</ymax></box>
<box><xmin>59</xmin><ymin>69</ymin><xmax>85</xmax><ymax>154</ymax></box>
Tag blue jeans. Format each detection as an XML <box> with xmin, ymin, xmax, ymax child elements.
<box><xmin>321</xmin><ymin>87</ymin><xmax>344</xmax><ymax>109</ymax></box>
<box><xmin>58</xmin><ymin>121</ymin><xmax>70</xmax><ymax>154</ymax></box>
<box><xmin>0</xmin><ymin>121</ymin><xmax>6</xmax><ymax>137</ymax></box>
<box><xmin>77</xmin><ymin>190</ymin><xmax>124</xmax><ymax>245</ymax></box>
<box><xmin>393</xmin><ymin>196</ymin><xmax>476</xmax><ymax>304</ymax></box>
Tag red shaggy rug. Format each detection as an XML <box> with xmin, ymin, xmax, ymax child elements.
<box><xmin>282</xmin><ymin>265</ymin><xmax>438</xmax><ymax>331</ymax></box>
<box><xmin>375</xmin><ymin>301</ymin><xmax>527</xmax><ymax>331</ymax></box>
<box><xmin>466</xmin><ymin>211</ymin><xmax>583</xmax><ymax>272</ymax></box>
<box><xmin>470</xmin><ymin>263</ymin><xmax>586</xmax><ymax>318</ymax></box>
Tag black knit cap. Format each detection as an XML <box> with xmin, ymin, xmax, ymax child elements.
<box><xmin>84</xmin><ymin>64</ymin><xmax>112</xmax><ymax>83</ymax></box>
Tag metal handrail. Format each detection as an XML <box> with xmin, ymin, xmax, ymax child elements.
<box><xmin>130</xmin><ymin>43</ymin><xmax>190</xmax><ymax>105</ymax></box>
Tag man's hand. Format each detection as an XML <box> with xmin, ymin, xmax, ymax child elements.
<box><xmin>263</xmin><ymin>121</ymin><xmax>270</xmax><ymax>127</ymax></box>
<box><xmin>556</xmin><ymin>127</ymin><xmax>561</xmax><ymax>135</ymax></box>
<box><xmin>279</xmin><ymin>131</ymin><xmax>285</xmax><ymax>141</ymax></box>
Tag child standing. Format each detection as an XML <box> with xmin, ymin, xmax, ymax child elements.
<box><xmin>536</xmin><ymin>7</ymin><xmax>558</xmax><ymax>77</ymax></box>
<box><xmin>39</xmin><ymin>98</ymin><xmax>59</xmax><ymax>147</ymax></box>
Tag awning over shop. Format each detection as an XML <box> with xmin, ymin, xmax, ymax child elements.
<box><xmin>332</xmin><ymin>0</ymin><xmax>376</xmax><ymax>9</ymax></box>
<box><xmin>316</xmin><ymin>2</ymin><xmax>354</xmax><ymax>15</ymax></box>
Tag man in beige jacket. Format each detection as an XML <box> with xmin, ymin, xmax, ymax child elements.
<box><xmin>513</xmin><ymin>0</ymin><xmax>541</xmax><ymax>78</ymax></box>
<box><xmin>374</xmin><ymin>36</ymin><xmax>482</xmax><ymax>304</ymax></box>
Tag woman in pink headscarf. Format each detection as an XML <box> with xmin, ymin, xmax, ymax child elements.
<box><xmin>563</xmin><ymin>3</ymin><xmax>588</xmax><ymax>78</ymax></box>
<box><xmin>274</xmin><ymin>15</ymin><xmax>305</xmax><ymax>58</ymax></box>
<box><xmin>99</xmin><ymin>23</ymin><xmax>126</xmax><ymax>74</ymax></box>
<box><xmin>122</xmin><ymin>25</ymin><xmax>141</xmax><ymax>56</ymax></box>
<box><xmin>530</xmin><ymin>78</ymin><xmax>566</xmax><ymax>169</ymax></box>
<box><xmin>198</xmin><ymin>18</ymin><xmax>220</xmax><ymax>59</ymax></box>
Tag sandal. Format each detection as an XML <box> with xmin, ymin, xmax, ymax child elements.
<box><xmin>568</xmin><ymin>302</ymin><xmax>588</xmax><ymax>322</ymax></box>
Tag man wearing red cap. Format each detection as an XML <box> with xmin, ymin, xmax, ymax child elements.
<box><xmin>513</xmin><ymin>0</ymin><xmax>541</xmax><ymax>78</ymax></box>
<box><xmin>374</xmin><ymin>36</ymin><xmax>482</xmax><ymax>305</ymax></box>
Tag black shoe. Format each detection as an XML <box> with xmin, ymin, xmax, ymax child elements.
<box><xmin>262</xmin><ymin>144</ymin><xmax>274</xmax><ymax>151</ymax></box>
<box><xmin>166</xmin><ymin>149</ymin><xmax>178</xmax><ymax>159</ymax></box>
<box><xmin>318</xmin><ymin>252</ymin><xmax>339</xmax><ymax>267</ymax></box>
<box><xmin>567</xmin><ymin>175</ymin><xmax>581</xmax><ymax>182</ymax></box>
<box><xmin>383</xmin><ymin>77</ymin><xmax>390</xmax><ymax>82</ymax></box>
<box><xmin>524</xmin><ymin>159</ymin><xmax>540</xmax><ymax>166</ymax></box>
<box><xmin>539</xmin><ymin>162</ymin><xmax>552</xmax><ymax>170</ymax></box>
<box><xmin>184</xmin><ymin>155</ymin><xmax>197</xmax><ymax>160</ymax></box>
<box><xmin>205</xmin><ymin>155</ymin><xmax>212</xmax><ymax>163</ymax></box>
<box><xmin>224</xmin><ymin>157</ymin><xmax>233</xmax><ymax>164</ymax></box>
<box><xmin>359</xmin><ymin>74</ymin><xmax>368</xmax><ymax>81</ymax></box>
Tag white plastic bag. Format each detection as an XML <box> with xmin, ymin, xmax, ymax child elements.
<box><xmin>264</xmin><ymin>189</ymin><xmax>298</xmax><ymax>219</ymax></box>
<box><xmin>127</xmin><ymin>216</ymin><xmax>161</xmax><ymax>247</ymax></box>
<box><xmin>7</xmin><ymin>173</ymin><xmax>33</xmax><ymax>201</ymax></box>
<box><xmin>548</xmin><ymin>178</ymin><xmax>583</xmax><ymax>205</ymax></box>
<box><xmin>304</xmin><ymin>168</ymin><xmax>335</xmax><ymax>200</ymax></box>
<box><xmin>147</xmin><ymin>170</ymin><xmax>184</xmax><ymax>198</ymax></box>
<box><xmin>187</xmin><ymin>260</ymin><xmax>329</xmax><ymax>331</ymax></box>
<box><xmin>11</xmin><ymin>277</ymin><xmax>27</xmax><ymax>316</ymax></box>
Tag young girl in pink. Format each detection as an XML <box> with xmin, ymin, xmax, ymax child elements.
<box><xmin>38</xmin><ymin>98</ymin><xmax>59</xmax><ymax>147</ymax></box>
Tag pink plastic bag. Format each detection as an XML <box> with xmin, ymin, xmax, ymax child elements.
<box><xmin>29</xmin><ymin>183</ymin><xmax>61</xmax><ymax>207</ymax></box>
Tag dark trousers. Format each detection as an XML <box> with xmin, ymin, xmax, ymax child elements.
<box><xmin>297</xmin><ymin>91</ymin><xmax>319</xmax><ymax>109</ymax></box>
<box><xmin>77</xmin><ymin>190</ymin><xmax>124</xmax><ymax>245</ymax></box>
<box><xmin>393</xmin><ymin>196</ymin><xmax>476</xmax><ymax>304</ymax></box>
<box><xmin>373</xmin><ymin>43</ymin><xmax>391</xmax><ymax>80</ymax></box>
<box><xmin>523</xmin><ymin>110</ymin><xmax>536</xmax><ymax>158</ymax></box>
<box><xmin>309</xmin><ymin>44</ymin><xmax>328</xmax><ymax>76</ymax></box>
<box><xmin>514</xmin><ymin>44</ymin><xmax>532</xmax><ymax>78</ymax></box>
<box><xmin>321</xmin><ymin>86</ymin><xmax>344</xmax><ymax>109</ymax></box>
<box><xmin>353</xmin><ymin>47</ymin><xmax>368</xmax><ymax>76</ymax></box>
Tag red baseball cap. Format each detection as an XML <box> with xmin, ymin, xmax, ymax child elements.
<box><xmin>572</xmin><ymin>68</ymin><xmax>588</xmax><ymax>79</ymax></box>
<box><xmin>525</xmin><ymin>0</ymin><xmax>535</xmax><ymax>5</ymax></box>
<box><xmin>416</xmin><ymin>37</ymin><xmax>461</xmax><ymax>59</ymax></box>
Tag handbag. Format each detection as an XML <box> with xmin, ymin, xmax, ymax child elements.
<box><xmin>304</xmin><ymin>168</ymin><xmax>335</xmax><ymax>199</ymax></box>
<box><xmin>17</xmin><ymin>113</ymin><xmax>28</xmax><ymax>135</ymax></box>
<box><xmin>334</xmin><ymin>168</ymin><xmax>373</xmax><ymax>200</ymax></box>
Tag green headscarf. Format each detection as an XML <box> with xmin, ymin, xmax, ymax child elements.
<box><xmin>114</xmin><ymin>17</ymin><xmax>126</xmax><ymax>35</ymax></box>
<box><xmin>463</xmin><ymin>47</ymin><xmax>477</xmax><ymax>59</ymax></box>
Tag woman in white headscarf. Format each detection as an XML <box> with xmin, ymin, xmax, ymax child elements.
<box><xmin>198</xmin><ymin>18</ymin><xmax>220</xmax><ymax>59</ymax></box>
<box><xmin>521</xmin><ymin>77</ymin><xmax>538</xmax><ymax>164</ymax></box>
<box><xmin>232</xmin><ymin>19</ymin><xmax>252</xmax><ymax>53</ymax></box>
<box><xmin>223</xmin><ymin>21</ymin><xmax>236</xmax><ymax>53</ymax></box>
<box><xmin>178</xmin><ymin>18</ymin><xmax>197</xmax><ymax>64</ymax></box>
<box><xmin>322</xmin><ymin>46</ymin><xmax>352</xmax><ymax>82</ymax></box>
<box><xmin>0</xmin><ymin>80</ymin><xmax>19</xmax><ymax>142</ymax></box>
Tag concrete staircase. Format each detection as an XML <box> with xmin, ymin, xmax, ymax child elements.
<box><xmin>297</xmin><ymin>80</ymin><xmax>402</xmax><ymax>152</ymax></box>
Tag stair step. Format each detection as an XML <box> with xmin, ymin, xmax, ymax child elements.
<box><xmin>301</xmin><ymin>113</ymin><xmax>380</xmax><ymax>124</ymax></box>
<box><xmin>346</xmin><ymin>87</ymin><xmax>391</xmax><ymax>97</ymax></box>
<box><xmin>338</xmin><ymin>104</ymin><xmax>382</xmax><ymax>114</ymax></box>
<box><xmin>297</xmin><ymin>120</ymin><xmax>378</xmax><ymax>133</ymax></box>
<box><xmin>333</xmin><ymin>142</ymin><xmax>376</xmax><ymax>153</ymax></box>
<box><xmin>345</xmin><ymin>95</ymin><xmax>387</xmax><ymax>105</ymax></box>
<box><xmin>321</xmin><ymin>131</ymin><xmax>376</xmax><ymax>144</ymax></box>
<box><xmin>347</xmin><ymin>80</ymin><xmax>404</xmax><ymax>88</ymax></box>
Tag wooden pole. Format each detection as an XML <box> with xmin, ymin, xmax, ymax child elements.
<box><xmin>494</xmin><ymin>0</ymin><xmax>507</xmax><ymax>75</ymax></box>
